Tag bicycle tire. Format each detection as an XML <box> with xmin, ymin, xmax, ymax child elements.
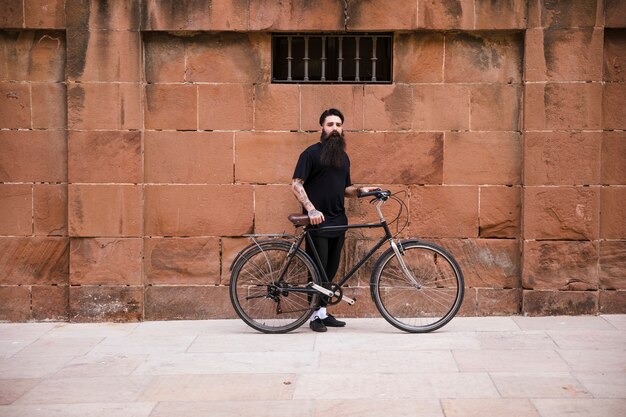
<box><xmin>229</xmin><ymin>241</ymin><xmax>322</xmax><ymax>334</ymax></box>
<box><xmin>370</xmin><ymin>240</ymin><xmax>464</xmax><ymax>333</ymax></box>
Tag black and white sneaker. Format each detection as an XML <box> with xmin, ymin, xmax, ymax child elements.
<box><xmin>309</xmin><ymin>317</ymin><xmax>327</xmax><ymax>332</ymax></box>
<box><xmin>322</xmin><ymin>314</ymin><xmax>346</xmax><ymax>327</ymax></box>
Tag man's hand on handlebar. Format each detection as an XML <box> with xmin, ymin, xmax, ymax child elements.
<box><xmin>308</xmin><ymin>208</ymin><xmax>325</xmax><ymax>225</ymax></box>
<box><xmin>357</xmin><ymin>187</ymin><xmax>390</xmax><ymax>199</ymax></box>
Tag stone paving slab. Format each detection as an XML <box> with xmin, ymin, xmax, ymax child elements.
<box><xmin>0</xmin><ymin>315</ymin><xmax>624</xmax><ymax>417</ymax></box>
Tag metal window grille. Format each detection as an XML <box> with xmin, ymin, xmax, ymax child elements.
<box><xmin>272</xmin><ymin>33</ymin><xmax>393</xmax><ymax>84</ymax></box>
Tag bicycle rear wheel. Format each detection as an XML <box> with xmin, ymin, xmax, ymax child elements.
<box><xmin>229</xmin><ymin>241</ymin><xmax>321</xmax><ymax>333</ymax></box>
<box><xmin>370</xmin><ymin>240</ymin><xmax>464</xmax><ymax>333</ymax></box>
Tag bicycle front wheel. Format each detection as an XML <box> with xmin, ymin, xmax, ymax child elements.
<box><xmin>229</xmin><ymin>241</ymin><xmax>321</xmax><ymax>333</ymax></box>
<box><xmin>371</xmin><ymin>240</ymin><xmax>464</xmax><ymax>333</ymax></box>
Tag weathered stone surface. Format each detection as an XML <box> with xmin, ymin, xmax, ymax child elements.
<box><xmin>0</xmin><ymin>287</ymin><xmax>30</xmax><ymax>321</ymax></box>
<box><xmin>522</xmin><ymin>290</ymin><xmax>597</xmax><ymax>316</ymax></box>
<box><xmin>1</xmin><ymin>31</ymin><xmax>65</xmax><ymax>81</ymax></box>
<box><xmin>301</xmin><ymin>85</ymin><xmax>364</xmax><ymax>131</ymax></box>
<box><xmin>24</xmin><ymin>0</ymin><xmax>65</xmax><ymax>29</ymax></box>
<box><xmin>68</xmin><ymin>185</ymin><xmax>143</xmax><ymax>237</ymax></box>
<box><xmin>0</xmin><ymin>184</ymin><xmax>32</xmax><ymax>236</ymax></box>
<box><xmin>603</xmin><ymin>29</ymin><xmax>626</xmax><ymax>82</ymax></box>
<box><xmin>145</xmin><ymin>285</ymin><xmax>237</xmax><ymax>320</ymax></box>
<box><xmin>144</xmin><ymin>237</ymin><xmax>220</xmax><ymax>285</ymax></box>
<box><xmin>253</xmin><ymin>84</ymin><xmax>300</xmax><ymax>131</ymax></box>
<box><xmin>34</xmin><ymin>184</ymin><xmax>67</xmax><ymax>236</ymax></box>
<box><xmin>445</xmin><ymin>32</ymin><xmax>522</xmax><ymax>83</ymax></box>
<box><xmin>524</xmin><ymin>132</ymin><xmax>602</xmax><ymax>186</ymax></box>
<box><xmin>220</xmin><ymin>237</ymin><xmax>251</xmax><ymax>284</ymax></box>
<box><xmin>479</xmin><ymin>186</ymin><xmax>521</xmax><ymax>238</ymax></box>
<box><xmin>458</xmin><ymin>288</ymin><xmax>478</xmax><ymax>316</ymax></box>
<box><xmin>418</xmin><ymin>0</ymin><xmax>473</xmax><ymax>29</ymax></box>
<box><xmin>144</xmin><ymin>84</ymin><xmax>197</xmax><ymax>130</ymax></box>
<box><xmin>0</xmin><ymin>82</ymin><xmax>30</xmax><ymax>128</ymax></box>
<box><xmin>70</xmin><ymin>238</ymin><xmax>142</xmax><ymax>285</ymax></box>
<box><xmin>31</xmin><ymin>82</ymin><xmax>66</xmax><ymax>129</ymax></box>
<box><xmin>477</xmin><ymin>288</ymin><xmax>521</xmax><ymax>315</ymax></box>
<box><xmin>144</xmin><ymin>185</ymin><xmax>254</xmax><ymax>237</ymax></box>
<box><xmin>345</xmin><ymin>185</ymin><xmax>410</xmax><ymax>240</ymax></box>
<box><xmin>523</xmin><ymin>187</ymin><xmax>599</xmax><ymax>240</ymax></box>
<box><xmin>330</xmin><ymin>287</ymin><xmax>378</xmax><ymax>318</ymax></box>
<box><xmin>605</xmin><ymin>0</ymin><xmax>626</xmax><ymax>28</ymax></box>
<box><xmin>0</xmin><ymin>237</ymin><xmax>69</xmax><ymax>285</ymax></box>
<box><xmin>66</xmin><ymin>0</ymin><xmax>141</xmax><ymax>30</ymax></box>
<box><xmin>412</xmin><ymin>85</ymin><xmax>470</xmax><ymax>130</ymax></box>
<box><xmin>474</xmin><ymin>0</ymin><xmax>526</xmax><ymax>29</ymax></box>
<box><xmin>523</xmin><ymin>241</ymin><xmax>598</xmax><ymax>291</ymax></box>
<box><xmin>68</xmin><ymin>130</ymin><xmax>142</xmax><ymax>183</ymax></box>
<box><xmin>143</xmin><ymin>0</ymin><xmax>246</xmax><ymax>31</ymax></box>
<box><xmin>362</xmin><ymin>85</ymin><xmax>411</xmax><ymax>131</ymax></box>
<box><xmin>235</xmin><ymin>132</ymin><xmax>316</xmax><ymax>184</ymax></box>
<box><xmin>349</xmin><ymin>132</ymin><xmax>443</xmax><ymax>185</ymax></box>
<box><xmin>254</xmin><ymin>185</ymin><xmax>301</xmax><ymax>234</ymax></box>
<box><xmin>70</xmin><ymin>286</ymin><xmax>143</xmax><ymax>322</ymax></box>
<box><xmin>470</xmin><ymin>84</ymin><xmax>521</xmax><ymax>131</ymax></box>
<box><xmin>600</xmin><ymin>187</ymin><xmax>626</xmax><ymax>239</ymax></box>
<box><xmin>145</xmin><ymin>131</ymin><xmax>233</xmax><ymax>184</ymax></box>
<box><xmin>444</xmin><ymin>132</ymin><xmax>522</xmax><ymax>185</ymax></box>
<box><xmin>249</xmin><ymin>0</ymin><xmax>343</xmax><ymax>31</ymax></box>
<box><xmin>343</xmin><ymin>238</ymin><xmax>375</xmax><ymax>286</ymax></box>
<box><xmin>0</xmin><ymin>0</ymin><xmax>24</xmax><ymax>28</ymax></box>
<box><xmin>528</xmin><ymin>0</ymin><xmax>599</xmax><ymax>28</ymax></box>
<box><xmin>347</xmin><ymin>0</ymin><xmax>417</xmax><ymax>30</ymax></box>
<box><xmin>0</xmin><ymin>130</ymin><xmax>67</xmax><ymax>182</ymax></box>
<box><xmin>603</xmin><ymin>83</ymin><xmax>626</xmax><ymax>130</ymax></box>
<box><xmin>31</xmin><ymin>285</ymin><xmax>68</xmax><ymax>320</ymax></box>
<box><xmin>394</xmin><ymin>32</ymin><xmax>444</xmax><ymax>83</ymax></box>
<box><xmin>198</xmin><ymin>84</ymin><xmax>253</xmax><ymax>131</ymax></box>
<box><xmin>409</xmin><ymin>186</ymin><xmax>479</xmax><ymax>238</ymax></box>
<box><xmin>599</xmin><ymin>241</ymin><xmax>626</xmax><ymax>290</ymax></box>
<box><xmin>68</xmin><ymin>83</ymin><xmax>141</xmax><ymax>130</ymax></box>
<box><xmin>143</xmin><ymin>32</ymin><xmax>185</xmax><ymax>82</ymax></box>
<box><xmin>599</xmin><ymin>290</ymin><xmax>626</xmax><ymax>314</ymax></box>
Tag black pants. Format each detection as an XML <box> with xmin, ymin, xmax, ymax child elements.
<box><xmin>306</xmin><ymin>233</ymin><xmax>345</xmax><ymax>308</ymax></box>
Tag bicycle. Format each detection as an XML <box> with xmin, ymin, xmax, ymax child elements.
<box><xmin>229</xmin><ymin>189</ymin><xmax>464</xmax><ymax>334</ymax></box>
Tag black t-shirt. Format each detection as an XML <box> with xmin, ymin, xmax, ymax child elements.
<box><xmin>293</xmin><ymin>142</ymin><xmax>352</xmax><ymax>237</ymax></box>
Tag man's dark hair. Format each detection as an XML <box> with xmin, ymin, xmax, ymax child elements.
<box><xmin>319</xmin><ymin>108</ymin><xmax>344</xmax><ymax>126</ymax></box>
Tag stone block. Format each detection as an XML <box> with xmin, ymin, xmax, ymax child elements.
<box><xmin>70</xmin><ymin>286</ymin><xmax>143</xmax><ymax>322</ymax></box>
<box><xmin>524</xmin><ymin>83</ymin><xmax>602</xmax><ymax>130</ymax></box>
<box><xmin>143</xmin><ymin>0</ymin><xmax>246</xmax><ymax>31</ymax></box>
<box><xmin>601</xmin><ymin>132</ymin><xmax>626</xmax><ymax>185</ymax></box>
<box><xmin>249</xmin><ymin>0</ymin><xmax>343</xmax><ymax>31</ymax></box>
<box><xmin>479</xmin><ymin>186</ymin><xmax>521</xmax><ymax>238</ymax></box>
<box><xmin>599</xmin><ymin>290</ymin><xmax>626</xmax><ymax>314</ymax></box>
<box><xmin>474</xmin><ymin>0</ymin><xmax>526</xmax><ymax>29</ymax></box>
<box><xmin>444</xmin><ymin>132</ymin><xmax>522</xmax><ymax>185</ymax></box>
<box><xmin>0</xmin><ymin>1</ymin><xmax>24</xmax><ymax>28</ymax></box>
<box><xmin>330</xmin><ymin>287</ymin><xmax>378</xmax><ymax>318</ymax></box>
<box><xmin>432</xmin><ymin>238</ymin><xmax>520</xmax><ymax>290</ymax></box>
<box><xmin>0</xmin><ymin>30</ymin><xmax>65</xmax><ymax>82</ymax></box>
<box><xmin>604</xmin><ymin>29</ymin><xmax>626</xmax><ymax>82</ymax></box>
<box><xmin>362</xmin><ymin>85</ymin><xmax>411</xmax><ymax>131</ymax></box>
<box><xmin>144</xmin><ymin>84</ymin><xmax>197</xmax><ymax>130</ymax></box>
<box><xmin>254</xmin><ymin>185</ymin><xmax>301</xmax><ymax>234</ymax></box>
<box><xmin>186</xmin><ymin>33</ymin><xmax>270</xmax><ymax>83</ymax></box>
<box><xmin>143</xmin><ymin>32</ymin><xmax>185</xmax><ymax>82</ymax></box>
<box><xmin>198</xmin><ymin>84</ymin><xmax>253</xmax><ymax>131</ymax></box>
<box><xmin>68</xmin><ymin>130</ymin><xmax>142</xmax><ymax>183</ymax></box>
<box><xmin>600</xmin><ymin>187</ymin><xmax>626</xmax><ymax>239</ymax></box>
<box><xmin>34</xmin><ymin>184</ymin><xmax>67</xmax><ymax>236</ymax></box>
<box><xmin>253</xmin><ymin>84</ymin><xmax>300</xmax><ymax>131</ymax></box>
<box><xmin>342</xmin><ymin>238</ymin><xmax>374</xmax><ymax>286</ymax></box>
<box><xmin>68</xmin><ymin>185</ymin><xmax>143</xmax><ymax>237</ymax></box>
<box><xmin>66</xmin><ymin>0</ymin><xmax>141</xmax><ymax>30</ymax></box>
<box><xmin>409</xmin><ymin>186</ymin><xmax>478</xmax><ymax>238</ymax></box>
<box><xmin>524</xmin><ymin>132</ymin><xmax>602</xmax><ymax>186</ymax></box>
<box><xmin>31</xmin><ymin>285</ymin><xmax>68</xmax><ymax>320</ymax></box>
<box><xmin>349</xmin><ymin>132</ymin><xmax>443</xmax><ymax>185</ymax></box>
<box><xmin>346</xmin><ymin>0</ymin><xmax>417</xmax><ymax>30</ymax></box>
<box><xmin>0</xmin><ymin>130</ymin><xmax>66</xmax><ymax>182</ymax></box>
<box><xmin>470</xmin><ymin>84</ymin><xmax>521</xmax><ymax>131</ymax></box>
<box><xmin>221</xmin><ymin>237</ymin><xmax>251</xmax><ymax>284</ymax></box>
<box><xmin>24</xmin><ymin>0</ymin><xmax>66</xmax><ymax>29</ymax></box>
<box><xmin>144</xmin><ymin>237</ymin><xmax>220</xmax><ymax>285</ymax></box>
<box><xmin>70</xmin><ymin>238</ymin><xmax>142</xmax><ymax>285</ymax></box>
<box><xmin>0</xmin><ymin>82</ymin><xmax>30</xmax><ymax>128</ymax></box>
<box><xmin>0</xmin><ymin>287</ymin><xmax>30</xmax><ymax>322</ymax></box>
<box><xmin>145</xmin><ymin>131</ymin><xmax>233</xmax><ymax>184</ymax></box>
<box><xmin>394</xmin><ymin>32</ymin><xmax>444</xmax><ymax>83</ymax></box>
<box><xmin>477</xmin><ymin>288</ymin><xmax>521</xmax><ymax>315</ymax></box>
<box><xmin>31</xmin><ymin>82</ymin><xmax>66</xmax><ymax>129</ymax></box>
<box><xmin>599</xmin><ymin>241</ymin><xmax>626</xmax><ymax>290</ymax></box>
<box><xmin>528</xmin><ymin>0</ymin><xmax>599</xmax><ymax>28</ymax></box>
<box><xmin>522</xmin><ymin>290</ymin><xmax>598</xmax><ymax>316</ymax></box>
<box><xmin>0</xmin><ymin>237</ymin><xmax>69</xmax><ymax>285</ymax></box>
<box><xmin>458</xmin><ymin>288</ymin><xmax>478</xmax><ymax>316</ymax></box>
<box><xmin>523</xmin><ymin>186</ymin><xmax>600</xmax><ymax>240</ymax></box>
<box><xmin>605</xmin><ymin>0</ymin><xmax>626</xmax><ymax>27</ymax></box>
<box><xmin>603</xmin><ymin>83</ymin><xmax>626</xmax><ymax>130</ymax></box>
<box><xmin>0</xmin><ymin>184</ymin><xmax>32</xmax><ymax>236</ymax></box>
<box><xmin>67</xmin><ymin>30</ymin><xmax>141</xmax><ymax>82</ymax></box>
<box><xmin>145</xmin><ymin>285</ymin><xmax>236</xmax><ymax>320</ymax></box>
<box><xmin>144</xmin><ymin>185</ymin><xmax>254</xmax><ymax>237</ymax></box>
<box><xmin>301</xmin><ymin>85</ymin><xmax>364</xmax><ymax>131</ymax></box>
<box><xmin>235</xmin><ymin>131</ymin><xmax>316</xmax><ymax>184</ymax></box>
<box><xmin>67</xmin><ymin>83</ymin><xmax>141</xmax><ymax>130</ymax></box>
<box><xmin>522</xmin><ymin>241</ymin><xmax>598</xmax><ymax>291</ymax></box>
<box><xmin>412</xmin><ymin>84</ymin><xmax>469</xmax><ymax>131</ymax></box>
<box><xmin>418</xmin><ymin>0</ymin><xmax>473</xmax><ymax>29</ymax></box>
<box><xmin>445</xmin><ymin>32</ymin><xmax>523</xmax><ymax>83</ymax></box>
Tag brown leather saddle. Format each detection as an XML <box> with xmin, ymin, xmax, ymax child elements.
<box><xmin>287</xmin><ymin>214</ymin><xmax>310</xmax><ymax>226</ymax></box>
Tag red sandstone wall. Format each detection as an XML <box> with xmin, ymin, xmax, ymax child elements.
<box><xmin>0</xmin><ymin>0</ymin><xmax>624</xmax><ymax>322</ymax></box>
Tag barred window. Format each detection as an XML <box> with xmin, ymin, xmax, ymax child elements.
<box><xmin>272</xmin><ymin>33</ymin><xmax>393</xmax><ymax>84</ymax></box>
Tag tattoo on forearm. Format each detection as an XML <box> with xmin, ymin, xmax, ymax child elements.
<box><xmin>292</xmin><ymin>179</ymin><xmax>314</xmax><ymax>211</ymax></box>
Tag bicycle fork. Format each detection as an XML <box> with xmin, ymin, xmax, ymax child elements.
<box><xmin>390</xmin><ymin>239</ymin><xmax>422</xmax><ymax>289</ymax></box>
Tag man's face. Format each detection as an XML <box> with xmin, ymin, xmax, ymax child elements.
<box><xmin>321</xmin><ymin>115</ymin><xmax>343</xmax><ymax>137</ymax></box>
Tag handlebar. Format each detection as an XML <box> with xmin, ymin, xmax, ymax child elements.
<box><xmin>358</xmin><ymin>189</ymin><xmax>391</xmax><ymax>200</ymax></box>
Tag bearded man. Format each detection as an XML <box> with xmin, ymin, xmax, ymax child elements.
<box><xmin>292</xmin><ymin>108</ymin><xmax>379</xmax><ymax>332</ymax></box>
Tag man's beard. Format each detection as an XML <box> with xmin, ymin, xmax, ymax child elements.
<box><xmin>320</xmin><ymin>131</ymin><xmax>346</xmax><ymax>168</ymax></box>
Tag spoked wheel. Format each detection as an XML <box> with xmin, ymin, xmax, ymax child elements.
<box><xmin>370</xmin><ymin>240</ymin><xmax>464</xmax><ymax>333</ymax></box>
<box><xmin>229</xmin><ymin>241</ymin><xmax>321</xmax><ymax>333</ymax></box>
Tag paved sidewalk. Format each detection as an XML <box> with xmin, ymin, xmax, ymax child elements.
<box><xmin>0</xmin><ymin>315</ymin><xmax>625</xmax><ymax>417</ymax></box>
